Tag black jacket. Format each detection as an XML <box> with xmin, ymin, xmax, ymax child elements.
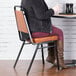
<box><xmin>21</xmin><ymin>0</ymin><xmax>54</xmax><ymax>33</ymax></box>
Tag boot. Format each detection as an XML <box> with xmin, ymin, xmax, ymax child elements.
<box><xmin>58</xmin><ymin>50</ymin><xmax>68</xmax><ymax>69</ymax></box>
<box><xmin>46</xmin><ymin>43</ymin><xmax>55</xmax><ymax>64</ymax></box>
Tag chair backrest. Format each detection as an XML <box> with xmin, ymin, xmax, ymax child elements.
<box><xmin>14</xmin><ymin>6</ymin><xmax>33</xmax><ymax>42</ymax></box>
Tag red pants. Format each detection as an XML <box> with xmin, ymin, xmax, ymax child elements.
<box><xmin>32</xmin><ymin>26</ymin><xmax>63</xmax><ymax>40</ymax></box>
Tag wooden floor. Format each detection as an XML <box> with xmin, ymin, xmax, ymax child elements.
<box><xmin>0</xmin><ymin>60</ymin><xmax>76</xmax><ymax>76</ymax></box>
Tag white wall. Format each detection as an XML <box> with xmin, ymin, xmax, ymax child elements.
<box><xmin>0</xmin><ymin>0</ymin><xmax>76</xmax><ymax>60</ymax></box>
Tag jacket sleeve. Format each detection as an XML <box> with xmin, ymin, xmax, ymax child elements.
<box><xmin>31</xmin><ymin>0</ymin><xmax>54</xmax><ymax>20</ymax></box>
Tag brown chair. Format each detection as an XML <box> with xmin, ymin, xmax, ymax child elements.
<box><xmin>13</xmin><ymin>6</ymin><xmax>60</xmax><ymax>75</ymax></box>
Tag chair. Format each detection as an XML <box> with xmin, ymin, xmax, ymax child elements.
<box><xmin>13</xmin><ymin>6</ymin><xmax>60</xmax><ymax>75</ymax></box>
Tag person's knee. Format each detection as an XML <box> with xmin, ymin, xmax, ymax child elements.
<box><xmin>53</xmin><ymin>26</ymin><xmax>63</xmax><ymax>36</ymax></box>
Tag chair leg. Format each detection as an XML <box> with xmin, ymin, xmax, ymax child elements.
<box><xmin>13</xmin><ymin>41</ymin><xmax>25</xmax><ymax>68</ymax></box>
<box><xmin>41</xmin><ymin>44</ymin><xmax>45</xmax><ymax>65</ymax></box>
<box><xmin>54</xmin><ymin>41</ymin><xmax>60</xmax><ymax>70</ymax></box>
<box><xmin>27</xmin><ymin>44</ymin><xmax>39</xmax><ymax>75</ymax></box>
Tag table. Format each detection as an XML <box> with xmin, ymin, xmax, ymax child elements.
<box><xmin>52</xmin><ymin>14</ymin><xmax>76</xmax><ymax>19</ymax></box>
<box><xmin>52</xmin><ymin>14</ymin><xmax>76</xmax><ymax>66</ymax></box>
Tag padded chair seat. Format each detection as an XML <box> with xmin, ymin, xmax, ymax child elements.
<box><xmin>33</xmin><ymin>35</ymin><xmax>58</xmax><ymax>43</ymax></box>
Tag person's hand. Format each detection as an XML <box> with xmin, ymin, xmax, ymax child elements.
<box><xmin>52</xmin><ymin>4</ymin><xmax>60</xmax><ymax>15</ymax></box>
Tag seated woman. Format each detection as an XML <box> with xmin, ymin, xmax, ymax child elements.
<box><xmin>21</xmin><ymin>0</ymin><xmax>67</xmax><ymax>68</ymax></box>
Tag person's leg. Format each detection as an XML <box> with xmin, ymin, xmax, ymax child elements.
<box><xmin>47</xmin><ymin>26</ymin><xmax>67</xmax><ymax>68</ymax></box>
<box><xmin>46</xmin><ymin>26</ymin><xmax>60</xmax><ymax>65</ymax></box>
<box><xmin>32</xmin><ymin>26</ymin><xmax>67</xmax><ymax>68</ymax></box>
<box><xmin>57</xmin><ymin>40</ymin><xmax>67</xmax><ymax>68</ymax></box>
<box><xmin>46</xmin><ymin>42</ymin><xmax>55</xmax><ymax>64</ymax></box>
